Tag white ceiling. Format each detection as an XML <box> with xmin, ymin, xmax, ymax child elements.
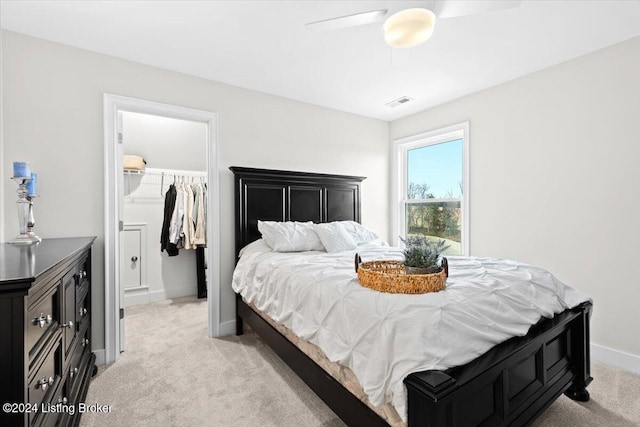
<box><xmin>2</xmin><ymin>1</ymin><xmax>639</xmax><ymax>121</ymax></box>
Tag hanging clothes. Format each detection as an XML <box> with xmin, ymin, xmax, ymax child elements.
<box><xmin>160</xmin><ymin>184</ymin><xmax>179</xmax><ymax>256</ymax></box>
<box><xmin>192</xmin><ymin>182</ymin><xmax>206</xmax><ymax>246</ymax></box>
<box><xmin>161</xmin><ymin>175</ymin><xmax>207</xmax><ymax>257</ymax></box>
<box><xmin>196</xmin><ymin>246</ymin><xmax>207</xmax><ymax>299</ymax></box>
<box><xmin>193</xmin><ymin>180</ymin><xmax>207</xmax><ymax>298</ymax></box>
<box><xmin>183</xmin><ymin>182</ymin><xmax>196</xmax><ymax>250</ymax></box>
<box><xmin>160</xmin><ymin>173</ymin><xmax>208</xmax><ymax>297</ymax></box>
<box><xmin>202</xmin><ymin>182</ymin><xmax>207</xmax><ymax>240</ymax></box>
<box><xmin>169</xmin><ymin>181</ymin><xmax>185</xmax><ymax>251</ymax></box>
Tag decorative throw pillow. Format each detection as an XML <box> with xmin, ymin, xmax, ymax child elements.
<box><xmin>337</xmin><ymin>221</ymin><xmax>379</xmax><ymax>245</ymax></box>
<box><xmin>312</xmin><ymin>222</ymin><xmax>357</xmax><ymax>253</ymax></box>
<box><xmin>257</xmin><ymin>221</ymin><xmax>324</xmax><ymax>252</ymax></box>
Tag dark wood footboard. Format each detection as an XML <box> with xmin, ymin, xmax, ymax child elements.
<box><xmin>404</xmin><ymin>302</ymin><xmax>592</xmax><ymax>426</ymax></box>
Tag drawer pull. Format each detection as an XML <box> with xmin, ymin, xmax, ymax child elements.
<box><xmin>61</xmin><ymin>321</ymin><xmax>74</xmax><ymax>329</ymax></box>
<box><xmin>32</xmin><ymin>313</ymin><xmax>53</xmax><ymax>328</ymax></box>
<box><xmin>58</xmin><ymin>397</ymin><xmax>68</xmax><ymax>405</ymax></box>
<box><xmin>78</xmin><ymin>270</ymin><xmax>87</xmax><ymax>279</ymax></box>
<box><xmin>79</xmin><ymin>307</ymin><xmax>88</xmax><ymax>317</ymax></box>
<box><xmin>36</xmin><ymin>376</ymin><xmax>54</xmax><ymax>391</ymax></box>
<box><xmin>70</xmin><ymin>367</ymin><xmax>79</xmax><ymax>379</ymax></box>
<box><xmin>81</xmin><ymin>338</ymin><xmax>90</xmax><ymax>348</ymax></box>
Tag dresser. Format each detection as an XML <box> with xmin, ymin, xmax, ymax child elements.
<box><xmin>0</xmin><ymin>237</ymin><xmax>96</xmax><ymax>427</ymax></box>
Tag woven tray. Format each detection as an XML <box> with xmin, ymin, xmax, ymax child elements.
<box><xmin>355</xmin><ymin>254</ymin><xmax>448</xmax><ymax>294</ymax></box>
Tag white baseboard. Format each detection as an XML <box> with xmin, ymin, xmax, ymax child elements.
<box><xmin>124</xmin><ymin>285</ymin><xmax>196</xmax><ymax>307</ymax></box>
<box><xmin>219</xmin><ymin>319</ymin><xmax>236</xmax><ymax>337</ymax></box>
<box><xmin>124</xmin><ymin>289</ymin><xmax>150</xmax><ymax>307</ymax></box>
<box><xmin>94</xmin><ymin>349</ymin><xmax>106</xmax><ymax>366</ymax></box>
<box><xmin>150</xmin><ymin>286</ymin><xmax>195</xmax><ymax>302</ymax></box>
<box><xmin>591</xmin><ymin>342</ymin><xmax>640</xmax><ymax>375</ymax></box>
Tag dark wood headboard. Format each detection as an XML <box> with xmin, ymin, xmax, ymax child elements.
<box><xmin>230</xmin><ymin>167</ymin><xmax>366</xmax><ymax>257</ymax></box>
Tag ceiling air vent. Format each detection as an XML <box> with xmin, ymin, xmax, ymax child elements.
<box><xmin>386</xmin><ymin>96</ymin><xmax>413</xmax><ymax>108</ymax></box>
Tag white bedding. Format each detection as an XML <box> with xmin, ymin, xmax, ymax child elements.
<box><xmin>231</xmin><ymin>242</ymin><xmax>590</xmax><ymax>421</ymax></box>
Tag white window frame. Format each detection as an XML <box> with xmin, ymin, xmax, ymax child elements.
<box><xmin>391</xmin><ymin>121</ymin><xmax>470</xmax><ymax>255</ymax></box>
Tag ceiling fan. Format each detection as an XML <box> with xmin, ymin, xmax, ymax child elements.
<box><xmin>305</xmin><ymin>0</ymin><xmax>523</xmax><ymax>48</ymax></box>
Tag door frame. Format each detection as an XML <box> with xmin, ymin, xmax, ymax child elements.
<box><xmin>103</xmin><ymin>94</ymin><xmax>220</xmax><ymax>364</ymax></box>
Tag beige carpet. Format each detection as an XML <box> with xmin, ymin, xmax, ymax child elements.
<box><xmin>81</xmin><ymin>297</ymin><xmax>640</xmax><ymax>427</ymax></box>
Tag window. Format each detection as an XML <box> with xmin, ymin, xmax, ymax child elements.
<box><xmin>393</xmin><ymin>122</ymin><xmax>469</xmax><ymax>255</ymax></box>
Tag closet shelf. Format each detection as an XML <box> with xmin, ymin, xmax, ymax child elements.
<box><xmin>124</xmin><ymin>168</ymin><xmax>206</xmax><ymax>198</ymax></box>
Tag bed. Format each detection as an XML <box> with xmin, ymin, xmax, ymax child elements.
<box><xmin>230</xmin><ymin>166</ymin><xmax>592</xmax><ymax>427</ymax></box>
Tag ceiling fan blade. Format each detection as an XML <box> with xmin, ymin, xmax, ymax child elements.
<box><xmin>432</xmin><ymin>0</ymin><xmax>522</xmax><ymax>19</ymax></box>
<box><xmin>305</xmin><ymin>9</ymin><xmax>388</xmax><ymax>31</ymax></box>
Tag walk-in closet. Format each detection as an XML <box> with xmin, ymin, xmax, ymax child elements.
<box><xmin>119</xmin><ymin>111</ymin><xmax>208</xmax><ymax>347</ymax></box>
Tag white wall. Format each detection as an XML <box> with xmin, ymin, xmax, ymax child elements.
<box><xmin>122</xmin><ymin>112</ymin><xmax>206</xmax><ymax>306</ymax></box>
<box><xmin>1</xmin><ymin>30</ymin><xmax>390</xmax><ymax>353</ymax></box>
<box><xmin>391</xmin><ymin>37</ymin><xmax>640</xmax><ymax>365</ymax></box>
<box><xmin>122</xmin><ymin>111</ymin><xmax>206</xmax><ymax>171</ymax></box>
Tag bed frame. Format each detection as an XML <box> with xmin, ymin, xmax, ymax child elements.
<box><xmin>231</xmin><ymin>166</ymin><xmax>592</xmax><ymax>427</ymax></box>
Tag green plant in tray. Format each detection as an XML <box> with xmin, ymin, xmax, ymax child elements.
<box><xmin>400</xmin><ymin>234</ymin><xmax>450</xmax><ymax>274</ymax></box>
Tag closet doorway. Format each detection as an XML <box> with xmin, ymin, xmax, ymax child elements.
<box><xmin>104</xmin><ymin>95</ymin><xmax>220</xmax><ymax>365</ymax></box>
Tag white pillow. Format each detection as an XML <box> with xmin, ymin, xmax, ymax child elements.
<box><xmin>257</xmin><ymin>221</ymin><xmax>324</xmax><ymax>252</ymax></box>
<box><xmin>238</xmin><ymin>238</ymin><xmax>272</xmax><ymax>258</ymax></box>
<box><xmin>337</xmin><ymin>221</ymin><xmax>379</xmax><ymax>244</ymax></box>
<box><xmin>312</xmin><ymin>222</ymin><xmax>357</xmax><ymax>253</ymax></box>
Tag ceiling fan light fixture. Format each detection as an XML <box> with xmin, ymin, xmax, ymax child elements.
<box><xmin>383</xmin><ymin>8</ymin><xmax>436</xmax><ymax>48</ymax></box>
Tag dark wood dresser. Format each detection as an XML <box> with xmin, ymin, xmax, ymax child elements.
<box><xmin>0</xmin><ymin>237</ymin><xmax>96</xmax><ymax>427</ymax></box>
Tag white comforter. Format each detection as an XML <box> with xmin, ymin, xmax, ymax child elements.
<box><xmin>231</xmin><ymin>243</ymin><xmax>590</xmax><ymax>421</ymax></box>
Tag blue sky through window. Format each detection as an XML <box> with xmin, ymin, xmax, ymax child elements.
<box><xmin>407</xmin><ymin>138</ymin><xmax>463</xmax><ymax>198</ymax></box>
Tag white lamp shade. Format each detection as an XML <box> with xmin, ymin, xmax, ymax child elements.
<box><xmin>383</xmin><ymin>8</ymin><xmax>436</xmax><ymax>48</ymax></box>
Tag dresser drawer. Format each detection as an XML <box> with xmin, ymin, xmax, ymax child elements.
<box><xmin>27</xmin><ymin>286</ymin><xmax>60</xmax><ymax>357</ymax></box>
<box><xmin>38</xmin><ymin>408</ymin><xmax>60</xmax><ymax>427</ymax></box>
<box><xmin>67</xmin><ymin>329</ymin><xmax>89</xmax><ymax>392</ymax></box>
<box><xmin>27</xmin><ymin>343</ymin><xmax>60</xmax><ymax>426</ymax></box>
<box><xmin>76</xmin><ymin>279</ymin><xmax>89</xmax><ymax>309</ymax></box>
<box><xmin>76</xmin><ymin>286</ymin><xmax>90</xmax><ymax>329</ymax></box>
<box><xmin>38</xmin><ymin>386</ymin><xmax>64</xmax><ymax>427</ymax></box>
<box><xmin>62</xmin><ymin>271</ymin><xmax>77</xmax><ymax>360</ymax></box>
<box><xmin>76</xmin><ymin>257</ymin><xmax>90</xmax><ymax>291</ymax></box>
